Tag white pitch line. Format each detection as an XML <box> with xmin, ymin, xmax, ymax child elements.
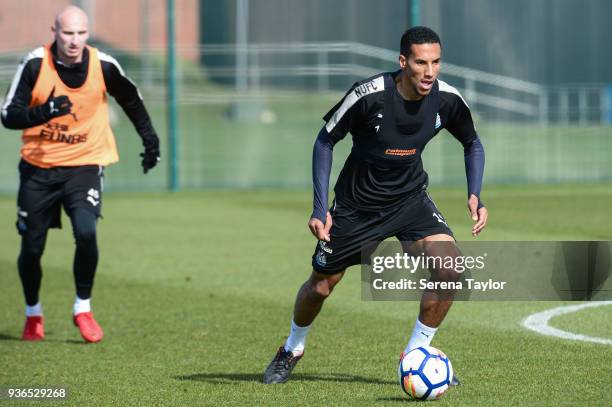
<box><xmin>522</xmin><ymin>302</ymin><xmax>612</xmax><ymax>345</ymax></box>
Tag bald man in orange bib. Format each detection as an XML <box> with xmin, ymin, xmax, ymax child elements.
<box><xmin>1</xmin><ymin>6</ymin><xmax>160</xmax><ymax>343</ymax></box>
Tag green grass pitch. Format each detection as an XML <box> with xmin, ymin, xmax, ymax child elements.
<box><xmin>0</xmin><ymin>183</ymin><xmax>611</xmax><ymax>406</ymax></box>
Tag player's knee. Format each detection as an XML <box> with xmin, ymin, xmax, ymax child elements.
<box><xmin>445</xmin><ymin>269</ymin><xmax>461</xmax><ymax>283</ymax></box>
<box><xmin>313</xmin><ymin>279</ymin><xmax>335</xmax><ymax>299</ymax></box>
<box><xmin>74</xmin><ymin>225</ymin><xmax>97</xmax><ymax>246</ymax></box>
<box><xmin>20</xmin><ymin>238</ymin><xmax>45</xmax><ymax>260</ymax></box>
<box><xmin>431</xmin><ymin>266</ymin><xmax>462</xmax><ymax>283</ymax></box>
<box><xmin>424</xmin><ymin>241</ymin><xmax>462</xmax><ymax>282</ymax></box>
<box><xmin>71</xmin><ymin>209</ymin><xmax>97</xmax><ymax>246</ymax></box>
<box><xmin>308</xmin><ymin>273</ymin><xmax>344</xmax><ymax>299</ymax></box>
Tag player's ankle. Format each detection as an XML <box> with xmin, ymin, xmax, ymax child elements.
<box><xmin>405</xmin><ymin>318</ymin><xmax>438</xmax><ymax>353</ymax></box>
<box><xmin>284</xmin><ymin>320</ymin><xmax>311</xmax><ymax>355</ymax></box>
<box><xmin>73</xmin><ymin>296</ymin><xmax>91</xmax><ymax>315</ymax></box>
<box><xmin>26</xmin><ymin>302</ymin><xmax>43</xmax><ymax>317</ymax></box>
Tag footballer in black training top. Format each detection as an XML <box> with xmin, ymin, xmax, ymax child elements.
<box><xmin>263</xmin><ymin>26</ymin><xmax>488</xmax><ymax>385</ymax></box>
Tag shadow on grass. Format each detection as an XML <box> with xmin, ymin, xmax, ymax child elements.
<box><xmin>64</xmin><ymin>339</ymin><xmax>88</xmax><ymax>345</ymax></box>
<box><xmin>376</xmin><ymin>396</ymin><xmax>419</xmax><ymax>403</ymax></box>
<box><xmin>0</xmin><ymin>333</ymin><xmax>89</xmax><ymax>345</ymax></box>
<box><xmin>0</xmin><ymin>332</ymin><xmax>21</xmax><ymax>341</ymax></box>
<box><xmin>175</xmin><ymin>372</ymin><xmax>396</xmax><ymax>385</ymax></box>
<box><xmin>30</xmin><ymin>336</ymin><xmax>89</xmax><ymax>345</ymax></box>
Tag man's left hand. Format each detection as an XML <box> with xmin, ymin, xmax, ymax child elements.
<box><xmin>468</xmin><ymin>194</ymin><xmax>488</xmax><ymax>237</ymax></box>
<box><xmin>140</xmin><ymin>148</ymin><xmax>160</xmax><ymax>174</ymax></box>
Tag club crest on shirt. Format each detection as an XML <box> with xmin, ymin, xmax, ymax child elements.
<box><xmin>435</xmin><ymin>113</ymin><xmax>441</xmax><ymax>129</ymax></box>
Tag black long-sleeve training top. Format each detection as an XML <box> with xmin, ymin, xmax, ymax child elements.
<box><xmin>1</xmin><ymin>43</ymin><xmax>158</xmax><ymax>150</ymax></box>
<box><xmin>312</xmin><ymin>71</ymin><xmax>485</xmax><ymax>222</ymax></box>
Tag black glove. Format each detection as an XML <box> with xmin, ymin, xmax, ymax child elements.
<box><xmin>32</xmin><ymin>87</ymin><xmax>72</xmax><ymax>121</ymax></box>
<box><xmin>140</xmin><ymin>147</ymin><xmax>160</xmax><ymax>174</ymax></box>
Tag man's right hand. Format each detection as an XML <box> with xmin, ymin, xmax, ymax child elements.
<box><xmin>46</xmin><ymin>95</ymin><xmax>72</xmax><ymax>118</ymax></box>
<box><xmin>35</xmin><ymin>88</ymin><xmax>73</xmax><ymax>121</ymax></box>
<box><xmin>308</xmin><ymin>211</ymin><xmax>333</xmax><ymax>242</ymax></box>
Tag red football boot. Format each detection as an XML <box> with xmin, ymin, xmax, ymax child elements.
<box><xmin>73</xmin><ymin>312</ymin><xmax>104</xmax><ymax>343</ymax></box>
<box><xmin>22</xmin><ymin>316</ymin><xmax>45</xmax><ymax>341</ymax></box>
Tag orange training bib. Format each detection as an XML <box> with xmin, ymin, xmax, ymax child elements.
<box><xmin>21</xmin><ymin>45</ymin><xmax>118</xmax><ymax>167</ymax></box>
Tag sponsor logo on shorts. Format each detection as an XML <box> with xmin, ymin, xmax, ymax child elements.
<box><xmin>432</xmin><ymin>212</ymin><xmax>447</xmax><ymax>226</ymax></box>
<box><xmin>385</xmin><ymin>148</ymin><xmax>417</xmax><ymax>156</ymax></box>
<box><xmin>16</xmin><ymin>206</ymin><xmax>28</xmax><ymax>233</ymax></box>
<box><xmin>87</xmin><ymin>188</ymin><xmax>100</xmax><ymax>207</ymax></box>
<box><xmin>315</xmin><ymin>241</ymin><xmax>332</xmax><ymax>267</ymax></box>
<box><xmin>17</xmin><ymin>207</ymin><xmax>28</xmax><ymax>218</ymax></box>
<box><xmin>318</xmin><ymin>241</ymin><xmax>333</xmax><ymax>254</ymax></box>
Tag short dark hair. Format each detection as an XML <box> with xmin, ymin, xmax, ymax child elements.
<box><xmin>400</xmin><ymin>26</ymin><xmax>441</xmax><ymax>56</ymax></box>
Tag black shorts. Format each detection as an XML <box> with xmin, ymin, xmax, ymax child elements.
<box><xmin>311</xmin><ymin>190</ymin><xmax>454</xmax><ymax>274</ymax></box>
<box><xmin>16</xmin><ymin>159</ymin><xmax>104</xmax><ymax>237</ymax></box>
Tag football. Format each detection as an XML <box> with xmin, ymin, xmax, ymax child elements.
<box><xmin>398</xmin><ymin>346</ymin><xmax>454</xmax><ymax>400</ymax></box>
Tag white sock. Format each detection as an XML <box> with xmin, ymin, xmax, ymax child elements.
<box><xmin>25</xmin><ymin>302</ymin><xmax>43</xmax><ymax>317</ymax></box>
<box><xmin>283</xmin><ymin>320</ymin><xmax>310</xmax><ymax>355</ymax></box>
<box><xmin>73</xmin><ymin>296</ymin><xmax>91</xmax><ymax>315</ymax></box>
<box><xmin>404</xmin><ymin>318</ymin><xmax>438</xmax><ymax>354</ymax></box>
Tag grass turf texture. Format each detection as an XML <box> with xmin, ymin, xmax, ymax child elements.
<box><xmin>549</xmin><ymin>304</ymin><xmax>612</xmax><ymax>339</ymax></box>
<box><xmin>1</xmin><ymin>184</ymin><xmax>611</xmax><ymax>406</ymax></box>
